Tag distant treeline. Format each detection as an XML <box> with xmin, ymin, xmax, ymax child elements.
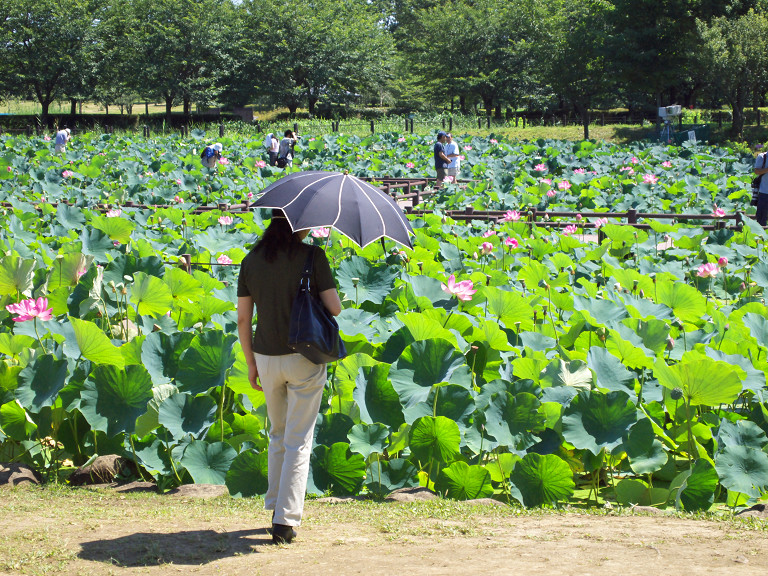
<box><xmin>1</xmin><ymin>0</ymin><xmax>767</xmax><ymax>139</ymax></box>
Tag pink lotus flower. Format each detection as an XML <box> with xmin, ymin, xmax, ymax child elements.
<box><xmin>562</xmin><ymin>224</ymin><xmax>578</xmax><ymax>236</ymax></box>
<box><xmin>255</xmin><ymin>160</ymin><xmax>266</xmax><ymax>168</ymax></box>
<box><xmin>643</xmin><ymin>173</ymin><xmax>659</xmax><ymax>184</ymax></box>
<box><xmin>444</xmin><ymin>176</ymin><xmax>454</xmax><ymax>183</ymax></box>
<box><xmin>441</xmin><ymin>274</ymin><xmax>476</xmax><ymax>302</ymax></box>
<box><xmin>481</xmin><ymin>241</ymin><xmax>493</xmax><ymax>254</ymax></box>
<box><xmin>490</xmin><ymin>138</ymin><xmax>498</xmax><ymax>144</ymax></box>
<box><xmin>546</xmin><ymin>190</ymin><xmax>556</xmax><ymax>198</ymax></box>
<box><xmin>594</xmin><ymin>217</ymin><xmax>608</xmax><ymax>229</ymax></box>
<box><xmin>6</xmin><ymin>298</ymin><xmax>53</xmax><ymax>322</ymax></box>
<box><xmin>576</xmin><ymin>214</ymin><xmax>583</xmax><ymax>221</ymax></box>
<box><xmin>62</xmin><ymin>170</ymin><xmax>73</xmax><ymax>178</ymax></box>
<box><xmin>398</xmin><ymin>137</ymin><xmax>406</xmax><ymax>142</ymax></box>
<box><xmin>176</xmin><ymin>179</ymin><xmax>183</xmax><ymax>186</ymax></box>
<box><xmin>534</xmin><ymin>163</ymin><xmax>547</xmax><ymax>172</ymax></box>
<box><xmin>713</xmin><ymin>206</ymin><xmax>726</xmax><ymax>217</ymax></box>
<box><xmin>661</xmin><ymin>161</ymin><xmax>672</xmax><ymax>168</ymax></box>
<box><xmin>697</xmin><ymin>263</ymin><xmax>719</xmax><ymax>278</ymax></box>
<box><xmin>405</xmin><ymin>162</ymin><xmax>415</xmax><ymax>169</ymax></box>
<box><xmin>217</xmin><ymin>254</ymin><xmax>232</xmax><ymax>265</ymax></box>
<box><xmin>557</xmin><ymin>180</ymin><xmax>571</xmax><ymax>190</ymax></box>
<box><xmin>620</xmin><ymin>166</ymin><xmax>635</xmax><ymax>175</ymax></box>
<box><xmin>503</xmin><ymin>210</ymin><xmax>521</xmax><ymax>222</ymax></box>
<box><xmin>718</xmin><ymin>256</ymin><xmax>728</xmax><ymax>267</ymax></box>
<box><xmin>113</xmin><ymin>241</ymin><xmax>120</xmax><ymax>247</ymax></box>
<box><xmin>218</xmin><ymin>215</ymin><xmax>233</xmax><ymax>226</ymax></box>
<box><xmin>44</xmin><ymin>136</ymin><xmax>51</xmax><ymax>141</ymax></box>
<box><xmin>464</xmin><ymin>145</ymin><xmax>473</xmax><ymax>151</ymax></box>
<box><xmin>247</xmin><ymin>192</ymin><xmax>254</xmax><ymax>199</ymax></box>
<box><xmin>106</xmin><ymin>209</ymin><xmax>121</xmax><ymax>218</ymax></box>
<box><xmin>459</xmin><ymin>155</ymin><xmax>465</xmax><ymax>161</ymax></box>
<box><xmin>631</xmin><ymin>157</ymin><xmax>639</xmax><ymax>164</ymax></box>
<box><xmin>6</xmin><ymin>166</ymin><xmax>11</xmax><ymax>173</ymax></box>
<box><xmin>482</xmin><ymin>230</ymin><xmax>496</xmax><ymax>238</ymax></box>
<box><xmin>504</xmin><ymin>237</ymin><xmax>519</xmax><ymax>248</ymax></box>
<box><xmin>311</xmin><ymin>227</ymin><xmax>330</xmax><ymax>238</ymax></box>
<box><xmin>218</xmin><ymin>158</ymin><xmax>230</xmax><ymax>165</ymax></box>
<box><xmin>174</xmin><ymin>195</ymin><xmax>183</xmax><ymax>203</ymax></box>
<box><xmin>573</xmin><ymin>168</ymin><xmax>586</xmax><ymax>174</ymax></box>
<box><xmin>540</xmin><ymin>178</ymin><xmax>552</xmax><ymax>185</ymax></box>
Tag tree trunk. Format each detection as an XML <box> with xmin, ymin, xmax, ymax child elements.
<box><xmin>459</xmin><ymin>95</ymin><xmax>467</xmax><ymax>115</ymax></box>
<box><xmin>105</xmin><ymin>104</ymin><xmax>109</xmax><ymax>115</ymax></box>
<box><xmin>574</xmin><ymin>102</ymin><xmax>590</xmax><ymax>140</ymax></box>
<box><xmin>482</xmin><ymin>96</ymin><xmax>493</xmax><ymax>117</ymax></box>
<box><xmin>165</xmin><ymin>96</ymin><xmax>173</xmax><ymax>123</ymax></box>
<box><xmin>183</xmin><ymin>97</ymin><xmax>191</xmax><ymax>116</ymax></box>
<box><xmin>70</xmin><ymin>99</ymin><xmax>77</xmax><ymax>115</ymax></box>
<box><xmin>288</xmin><ymin>103</ymin><xmax>298</xmax><ymax>116</ymax></box>
<box><xmin>729</xmin><ymin>84</ymin><xmax>746</xmax><ymax>138</ymax></box>
<box><xmin>40</xmin><ymin>100</ymin><xmax>50</xmax><ymax>126</ymax></box>
<box><xmin>307</xmin><ymin>95</ymin><xmax>318</xmax><ymax>116</ymax></box>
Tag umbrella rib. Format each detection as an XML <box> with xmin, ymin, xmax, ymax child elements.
<box><xmin>348</xmin><ymin>176</ymin><xmax>387</xmax><ymax>235</ymax></box>
<box><xmin>355</xmin><ymin>178</ymin><xmax>413</xmax><ymax>238</ymax></box>
<box><xmin>281</xmin><ymin>173</ymin><xmax>338</xmax><ymax>212</ymax></box>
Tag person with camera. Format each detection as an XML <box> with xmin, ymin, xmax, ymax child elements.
<box><xmin>754</xmin><ymin>145</ymin><xmax>768</xmax><ymax>226</ymax></box>
<box><xmin>433</xmin><ymin>131</ymin><xmax>451</xmax><ymax>188</ymax></box>
<box><xmin>277</xmin><ymin>130</ymin><xmax>298</xmax><ymax>168</ymax></box>
<box><xmin>201</xmin><ymin>142</ymin><xmax>223</xmax><ymax>169</ymax></box>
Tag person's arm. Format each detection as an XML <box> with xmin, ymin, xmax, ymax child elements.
<box><xmin>237</xmin><ymin>296</ymin><xmax>261</xmax><ymax>391</ymax></box>
<box><xmin>319</xmin><ymin>288</ymin><xmax>342</xmax><ymax>316</ymax></box>
<box><xmin>755</xmin><ymin>155</ymin><xmax>768</xmax><ymax>175</ymax></box>
<box><xmin>439</xmin><ymin>150</ymin><xmax>451</xmax><ymax>163</ymax></box>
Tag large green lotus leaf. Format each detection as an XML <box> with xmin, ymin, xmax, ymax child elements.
<box><xmin>227</xmin><ymin>350</ymin><xmax>268</xmax><ymax>408</ymax></box>
<box><xmin>483</xmin><ymin>286</ymin><xmax>535</xmax><ymax>331</ymax></box>
<box><xmin>91</xmin><ymin>214</ymin><xmax>135</xmax><ymax>244</ymax></box>
<box><xmin>540</xmin><ymin>359</ymin><xmax>593</xmax><ymax>390</ymax></box>
<box><xmin>655</xmin><ymin>281</ymin><xmax>705</xmax><ymax>324</ymax></box>
<box><xmin>0</xmin><ymin>255</ymin><xmax>35</xmax><ymax>296</ymax></box>
<box><xmin>102</xmin><ymin>255</ymin><xmax>165</xmax><ymax>287</ymax></box>
<box><xmin>389</xmin><ymin>338</ymin><xmax>471</xmax><ymax>409</ymax></box>
<box><xmin>337</xmin><ymin>256</ymin><xmax>398</xmax><ymax>305</ymax></box>
<box><xmin>481</xmin><ymin>391</ymin><xmax>545</xmax><ymax>450</ymax></box>
<box><xmin>742</xmin><ymin>312</ymin><xmax>768</xmax><ymax>348</ymax></box>
<box><xmin>615</xmin><ymin>478</ymin><xmax>669</xmax><ymax>506</ymax></box>
<box><xmin>15</xmin><ymin>354</ymin><xmax>68</xmax><ymax>413</ymax></box>
<box><xmin>133</xmin><ymin>437</ymin><xmax>173</xmax><ymax>478</ymax></box>
<box><xmin>0</xmin><ymin>399</ymin><xmax>37</xmax><ymax>440</ymax></box>
<box><xmin>714</xmin><ymin>445</ymin><xmax>768</xmax><ymax>498</ymax></box>
<box><xmin>404</xmin><ymin>385</ymin><xmax>475</xmax><ymax>427</ymax></box>
<box><xmin>80</xmin><ymin>365</ymin><xmax>153</xmax><ymax>436</ymax></box>
<box><xmin>572</xmin><ymin>294</ymin><xmax>629</xmax><ymax>325</ymax></box>
<box><xmin>134</xmin><ymin>384</ymin><xmax>178</xmax><ymax>438</ymax></box>
<box><xmin>226</xmin><ymin>449</ymin><xmax>269</xmax><ymax>497</ymax></box>
<box><xmin>409</xmin><ymin>415</ymin><xmax>461</xmax><ymax>465</ymax></box>
<box><xmin>337</xmin><ymin>308</ymin><xmax>384</xmax><ymax>342</ymax></box>
<box><xmin>365</xmin><ymin>458</ymin><xmax>419</xmax><ymax>495</ymax></box>
<box><xmin>435</xmin><ymin>461</ymin><xmax>493</xmax><ymax>500</ymax></box>
<box><xmin>509</xmin><ymin>453</ymin><xmax>575</xmax><ymax>507</ymax></box>
<box><xmin>626</xmin><ymin>418</ymin><xmax>668</xmax><ymax>475</ymax></box>
<box><xmin>672</xmin><ymin>459</ymin><xmax>718</xmax><ymax>512</ymax></box>
<box><xmin>0</xmin><ymin>334</ymin><xmax>35</xmax><ymax>360</ymax></box>
<box><xmin>80</xmin><ymin>228</ymin><xmax>115</xmax><ymax>260</ymax></box>
<box><xmin>396</xmin><ymin>312</ymin><xmax>459</xmax><ymax>348</ymax></box>
<box><xmin>705</xmin><ymin>350</ymin><xmax>765</xmax><ymax>394</ymax></box>
<box><xmin>352</xmin><ymin>364</ymin><xmax>404</xmax><ymax>428</ymax></box>
<box><xmin>315</xmin><ymin>413</ymin><xmax>355</xmax><ymax>447</ymax></box>
<box><xmin>517</xmin><ymin>260</ymin><xmax>551</xmax><ymax>289</ymax></box>
<box><xmin>47</xmin><ymin>252</ymin><xmax>93</xmax><ymax>290</ymax></box>
<box><xmin>0</xmin><ymin>362</ymin><xmax>22</xmax><ymax>405</ymax></box>
<box><xmin>180</xmin><ymin>440</ymin><xmax>237</xmax><ymax>485</ymax></box>
<box><xmin>716</xmin><ymin>418</ymin><xmax>768</xmax><ymax>451</ymax></box>
<box><xmin>622</xmin><ymin>318</ymin><xmax>671</xmax><ymax>354</ymax></box>
<box><xmin>158</xmin><ymin>392</ymin><xmax>217</xmax><ymax>441</ymax></box>
<box><xmin>68</xmin><ymin>317</ymin><xmax>125</xmax><ymax>368</ymax></box>
<box><xmin>484</xmin><ymin>452</ymin><xmax>520</xmax><ymax>483</ymax></box>
<box><xmin>177</xmin><ymin>295</ymin><xmax>234</xmax><ymax>327</ymax></box>
<box><xmin>562</xmin><ymin>390</ymin><xmax>637</xmax><ymax>455</ymax></box>
<box><xmin>400</xmin><ymin>274</ymin><xmax>454</xmax><ymax>308</ymax></box>
<box><xmin>311</xmin><ymin>442</ymin><xmax>366</xmax><ymax>495</ymax></box>
<box><xmin>348</xmin><ymin>422</ymin><xmax>390</xmax><ymax>458</ymax></box>
<box><xmin>587</xmin><ymin>347</ymin><xmax>636</xmax><ymax>397</ymax></box>
<box><xmin>56</xmin><ymin>204</ymin><xmax>86</xmax><ymax>229</ymax></box>
<box><xmin>130</xmin><ymin>271</ymin><xmax>173</xmax><ymax>318</ymax></box>
<box><xmin>141</xmin><ymin>331</ymin><xmax>195</xmax><ymax>386</ymax></box>
<box><xmin>653</xmin><ymin>357</ymin><xmax>741</xmax><ymax>407</ymax></box>
<box><xmin>751</xmin><ymin>261</ymin><xmax>768</xmax><ymax>290</ymax></box>
<box><xmin>175</xmin><ymin>331</ymin><xmax>238</xmax><ymax>395</ymax></box>
<box><xmin>163</xmin><ymin>267</ymin><xmax>204</xmax><ymax>304</ymax></box>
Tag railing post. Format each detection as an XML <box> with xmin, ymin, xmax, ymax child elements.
<box><xmin>370</xmin><ymin>120</ymin><xmax>375</xmax><ymax>133</ymax></box>
<box><xmin>219</xmin><ymin>123</ymin><xmax>225</xmax><ymax>137</ymax></box>
<box><xmin>477</xmin><ymin>117</ymin><xmax>482</xmax><ymax>129</ymax></box>
<box><xmin>410</xmin><ymin>118</ymin><xmax>414</xmax><ymax>133</ymax></box>
<box><xmin>627</xmin><ymin>209</ymin><xmax>637</xmax><ymax>224</ymax></box>
<box><xmin>293</xmin><ymin>122</ymin><xmax>298</xmax><ymax>134</ymax></box>
<box><xmin>528</xmin><ymin>209</ymin><xmax>537</xmax><ymax>235</ymax></box>
<box><xmin>449</xmin><ymin>117</ymin><xmax>453</xmax><ymax>132</ymax></box>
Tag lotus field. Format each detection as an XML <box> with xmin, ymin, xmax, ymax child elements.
<box><xmin>1</xmin><ymin>130</ymin><xmax>768</xmax><ymax>512</ymax></box>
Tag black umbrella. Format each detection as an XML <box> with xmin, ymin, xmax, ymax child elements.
<box><xmin>253</xmin><ymin>171</ymin><xmax>414</xmax><ymax>248</ymax></box>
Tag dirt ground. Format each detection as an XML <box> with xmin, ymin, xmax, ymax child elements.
<box><xmin>1</xmin><ymin>487</ymin><xmax>767</xmax><ymax>576</ymax></box>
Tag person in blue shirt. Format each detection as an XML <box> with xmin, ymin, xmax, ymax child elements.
<box><xmin>201</xmin><ymin>142</ymin><xmax>223</xmax><ymax>168</ymax></box>
<box><xmin>433</xmin><ymin>131</ymin><xmax>450</xmax><ymax>188</ymax></box>
<box><xmin>54</xmin><ymin>128</ymin><xmax>71</xmax><ymax>154</ymax></box>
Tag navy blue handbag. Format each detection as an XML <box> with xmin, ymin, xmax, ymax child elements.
<box><xmin>287</xmin><ymin>248</ymin><xmax>346</xmax><ymax>364</ymax></box>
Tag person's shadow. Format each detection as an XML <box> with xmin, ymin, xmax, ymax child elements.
<box><xmin>79</xmin><ymin>528</ymin><xmax>272</xmax><ymax>566</ymax></box>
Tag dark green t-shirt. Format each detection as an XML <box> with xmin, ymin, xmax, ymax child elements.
<box><xmin>237</xmin><ymin>243</ymin><xmax>336</xmax><ymax>356</ymax></box>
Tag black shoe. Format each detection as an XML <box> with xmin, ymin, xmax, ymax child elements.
<box><xmin>271</xmin><ymin>523</ymin><xmax>297</xmax><ymax>544</ymax></box>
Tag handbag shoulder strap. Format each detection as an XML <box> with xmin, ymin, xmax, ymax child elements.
<box><xmin>299</xmin><ymin>246</ymin><xmax>316</xmax><ymax>291</ymax></box>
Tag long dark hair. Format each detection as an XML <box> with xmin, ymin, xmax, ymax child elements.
<box><xmin>253</xmin><ymin>210</ymin><xmax>303</xmax><ymax>262</ymax></box>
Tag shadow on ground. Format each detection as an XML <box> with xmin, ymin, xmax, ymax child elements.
<box><xmin>79</xmin><ymin>528</ymin><xmax>270</xmax><ymax>566</ymax></box>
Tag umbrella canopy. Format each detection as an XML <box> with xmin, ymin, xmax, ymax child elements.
<box><xmin>253</xmin><ymin>171</ymin><xmax>414</xmax><ymax>248</ymax></box>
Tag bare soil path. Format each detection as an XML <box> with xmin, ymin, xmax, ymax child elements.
<box><xmin>1</xmin><ymin>487</ymin><xmax>766</xmax><ymax>576</ymax></box>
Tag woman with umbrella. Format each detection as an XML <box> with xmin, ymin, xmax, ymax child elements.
<box><xmin>237</xmin><ymin>210</ymin><xmax>341</xmax><ymax>544</ymax></box>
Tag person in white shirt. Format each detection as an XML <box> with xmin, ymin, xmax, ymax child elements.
<box><xmin>444</xmin><ymin>133</ymin><xmax>460</xmax><ymax>179</ymax></box>
<box><xmin>54</xmin><ymin>128</ymin><xmax>71</xmax><ymax>154</ymax></box>
<box><xmin>265</xmin><ymin>133</ymin><xmax>280</xmax><ymax>166</ymax></box>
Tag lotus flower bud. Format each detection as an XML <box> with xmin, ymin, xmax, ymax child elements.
<box><xmin>666</xmin><ymin>336</ymin><xmax>675</xmax><ymax>350</ymax></box>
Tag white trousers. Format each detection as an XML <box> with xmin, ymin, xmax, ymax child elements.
<box><xmin>254</xmin><ymin>352</ymin><xmax>326</xmax><ymax>527</ymax></box>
